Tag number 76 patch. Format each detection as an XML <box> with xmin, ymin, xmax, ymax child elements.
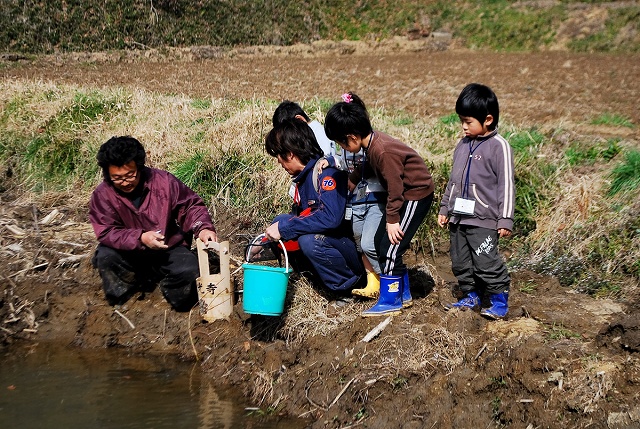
<box><xmin>321</xmin><ymin>178</ymin><xmax>336</xmax><ymax>191</ymax></box>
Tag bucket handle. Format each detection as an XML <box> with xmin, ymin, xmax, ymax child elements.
<box><xmin>277</xmin><ymin>240</ymin><xmax>289</xmax><ymax>273</ymax></box>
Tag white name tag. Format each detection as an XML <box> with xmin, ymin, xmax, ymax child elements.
<box><xmin>288</xmin><ymin>183</ymin><xmax>296</xmax><ymax>199</ymax></box>
<box><xmin>345</xmin><ymin>206</ymin><xmax>353</xmax><ymax>220</ymax></box>
<box><xmin>453</xmin><ymin>197</ymin><xmax>476</xmax><ymax>215</ymax></box>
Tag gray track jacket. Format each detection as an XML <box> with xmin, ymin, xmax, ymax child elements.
<box><xmin>439</xmin><ymin>130</ymin><xmax>515</xmax><ymax>231</ymax></box>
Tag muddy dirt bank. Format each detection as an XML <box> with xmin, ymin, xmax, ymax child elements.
<box><xmin>1</xmin><ymin>197</ymin><xmax>639</xmax><ymax>428</ymax></box>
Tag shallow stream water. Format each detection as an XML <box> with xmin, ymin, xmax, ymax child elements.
<box><xmin>0</xmin><ymin>343</ymin><xmax>307</xmax><ymax>429</ymax></box>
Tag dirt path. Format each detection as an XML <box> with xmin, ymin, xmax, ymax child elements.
<box><xmin>2</xmin><ymin>47</ymin><xmax>640</xmax><ymax>428</ymax></box>
<box><xmin>4</xmin><ymin>48</ymin><xmax>640</xmax><ymax>126</ymax></box>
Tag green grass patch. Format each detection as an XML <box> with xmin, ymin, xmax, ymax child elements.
<box><xmin>439</xmin><ymin>113</ymin><xmax>459</xmax><ymax>127</ymax></box>
<box><xmin>0</xmin><ymin>89</ymin><xmax>126</xmax><ymax>190</ymax></box>
<box><xmin>547</xmin><ymin>323</ymin><xmax>581</xmax><ymax>341</ymax></box>
<box><xmin>191</xmin><ymin>99</ymin><xmax>212</xmax><ymax>110</ymax></box>
<box><xmin>426</xmin><ymin>0</ymin><xmax>560</xmax><ymax>51</ymax></box>
<box><xmin>2</xmin><ymin>0</ymin><xmax>638</xmax><ymax>54</ymax></box>
<box><xmin>577</xmin><ymin>276</ymin><xmax>622</xmax><ymax>298</ymax></box>
<box><xmin>608</xmin><ymin>149</ymin><xmax>640</xmax><ymax>196</ymax></box>
<box><xmin>0</xmin><ymin>131</ymin><xmax>100</xmax><ymax>191</ymax></box>
<box><xmin>314</xmin><ymin>98</ymin><xmax>337</xmax><ymax>117</ymax></box>
<box><xmin>591</xmin><ymin>113</ymin><xmax>634</xmax><ymax>128</ymax></box>
<box><xmin>568</xmin><ymin>7</ymin><xmax>640</xmax><ymax>53</ymax></box>
<box><xmin>505</xmin><ymin>128</ymin><xmax>556</xmax><ymax>235</ymax></box>
<box><xmin>0</xmin><ymin>94</ymin><xmax>38</xmax><ymax>129</ymax></box>
<box><xmin>25</xmin><ymin>135</ymin><xmax>85</xmax><ymax>176</ymax></box>
<box><xmin>392</xmin><ymin>114</ymin><xmax>414</xmax><ymax>127</ymax></box>
<box><xmin>518</xmin><ymin>280</ymin><xmax>537</xmax><ymax>295</ymax></box>
<box><xmin>434</xmin><ymin>113</ymin><xmax>461</xmax><ymax>140</ymax></box>
<box><xmin>565</xmin><ymin>139</ymin><xmax>621</xmax><ymax>166</ymax></box>
<box><xmin>490</xmin><ymin>376</ymin><xmax>507</xmax><ymax>388</ymax></box>
<box><xmin>507</xmin><ymin>128</ymin><xmax>545</xmax><ymax>155</ymax></box>
<box><xmin>170</xmin><ymin>148</ymin><xmax>287</xmax><ymax>227</ymax></box>
<box><xmin>43</xmin><ymin>91</ymin><xmax>125</xmax><ymax>133</ymax></box>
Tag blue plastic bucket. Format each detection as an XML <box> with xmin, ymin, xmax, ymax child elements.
<box><xmin>242</xmin><ymin>240</ymin><xmax>290</xmax><ymax>316</ymax></box>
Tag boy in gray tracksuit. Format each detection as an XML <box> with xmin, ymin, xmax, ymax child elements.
<box><xmin>438</xmin><ymin>83</ymin><xmax>515</xmax><ymax>319</ymax></box>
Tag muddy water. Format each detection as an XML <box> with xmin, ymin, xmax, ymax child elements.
<box><xmin>0</xmin><ymin>343</ymin><xmax>306</xmax><ymax>429</ymax></box>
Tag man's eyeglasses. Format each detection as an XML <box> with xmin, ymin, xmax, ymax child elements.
<box><xmin>110</xmin><ymin>170</ymin><xmax>138</xmax><ymax>184</ymax></box>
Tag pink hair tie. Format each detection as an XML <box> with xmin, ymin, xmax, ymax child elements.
<box><xmin>341</xmin><ymin>93</ymin><xmax>352</xmax><ymax>103</ymax></box>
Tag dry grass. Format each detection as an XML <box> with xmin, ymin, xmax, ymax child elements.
<box><xmin>526</xmin><ymin>163</ymin><xmax>640</xmax><ymax>296</ymax></box>
<box><xmin>0</xmin><ymin>78</ymin><xmax>457</xmax><ymax>204</ymax></box>
<box><xmin>561</xmin><ymin>361</ymin><xmax>618</xmax><ymax>415</ymax></box>
<box><xmin>0</xmin><ymin>80</ymin><xmax>290</xmax><ymax>214</ymax></box>
<box><xmin>278</xmin><ymin>261</ymin><xmax>460</xmax><ymax>380</ymax></box>
<box><xmin>1</xmin><ymin>78</ymin><xmax>638</xmax><ymax>301</ymax></box>
<box><xmin>529</xmin><ymin>173</ymin><xmax>604</xmax><ymax>251</ymax></box>
<box><xmin>373</xmin><ymin>324</ymin><xmax>471</xmax><ymax>377</ymax></box>
<box><xmin>280</xmin><ymin>276</ymin><xmax>365</xmax><ymax>344</ymax></box>
<box><xmin>251</xmin><ymin>369</ymin><xmax>276</xmax><ymax>405</ymax></box>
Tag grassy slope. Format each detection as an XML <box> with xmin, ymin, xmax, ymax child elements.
<box><xmin>0</xmin><ymin>81</ymin><xmax>637</xmax><ymax>298</ymax></box>
<box><xmin>1</xmin><ymin>0</ymin><xmax>639</xmax><ymax>54</ymax></box>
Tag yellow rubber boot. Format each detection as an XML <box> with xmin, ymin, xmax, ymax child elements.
<box><xmin>352</xmin><ymin>272</ymin><xmax>380</xmax><ymax>299</ymax></box>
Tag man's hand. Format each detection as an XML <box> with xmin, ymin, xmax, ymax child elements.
<box><xmin>265</xmin><ymin>222</ymin><xmax>282</xmax><ymax>241</ymax></box>
<box><xmin>198</xmin><ymin>228</ymin><xmax>218</xmax><ymax>243</ymax></box>
<box><xmin>387</xmin><ymin>222</ymin><xmax>404</xmax><ymax>245</ymax></box>
<box><xmin>141</xmin><ymin>230</ymin><xmax>168</xmax><ymax>250</ymax></box>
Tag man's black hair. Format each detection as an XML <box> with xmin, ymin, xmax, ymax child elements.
<box><xmin>96</xmin><ymin>136</ymin><xmax>146</xmax><ymax>180</ymax></box>
<box><xmin>455</xmin><ymin>83</ymin><xmax>500</xmax><ymax>130</ymax></box>
<box><xmin>272</xmin><ymin>100</ymin><xmax>310</xmax><ymax>127</ymax></box>
<box><xmin>265</xmin><ymin>120</ymin><xmax>323</xmax><ymax>166</ymax></box>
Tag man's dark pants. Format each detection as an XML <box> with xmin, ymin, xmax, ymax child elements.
<box><xmin>92</xmin><ymin>244</ymin><xmax>199</xmax><ymax>311</ymax></box>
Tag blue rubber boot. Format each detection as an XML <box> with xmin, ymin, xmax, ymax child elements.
<box><xmin>444</xmin><ymin>291</ymin><xmax>480</xmax><ymax>311</ymax></box>
<box><xmin>401</xmin><ymin>269</ymin><xmax>412</xmax><ymax>308</ymax></box>
<box><xmin>362</xmin><ymin>274</ymin><xmax>403</xmax><ymax>317</ymax></box>
<box><xmin>481</xmin><ymin>292</ymin><xmax>509</xmax><ymax>319</ymax></box>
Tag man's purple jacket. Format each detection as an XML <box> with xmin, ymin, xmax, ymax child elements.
<box><xmin>89</xmin><ymin>167</ymin><xmax>214</xmax><ymax>251</ymax></box>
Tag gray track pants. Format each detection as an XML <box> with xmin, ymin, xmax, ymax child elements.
<box><xmin>449</xmin><ymin>224</ymin><xmax>510</xmax><ymax>295</ymax></box>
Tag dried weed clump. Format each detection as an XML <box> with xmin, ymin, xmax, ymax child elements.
<box><xmin>371</xmin><ymin>324</ymin><xmax>471</xmax><ymax>379</ymax></box>
<box><xmin>280</xmin><ymin>276</ymin><xmax>365</xmax><ymax>344</ymax></box>
<box><xmin>561</xmin><ymin>365</ymin><xmax>616</xmax><ymax>415</ymax></box>
<box><xmin>522</xmin><ymin>163</ymin><xmax>639</xmax><ymax>297</ymax></box>
<box><xmin>251</xmin><ymin>369</ymin><xmax>276</xmax><ymax>405</ymax></box>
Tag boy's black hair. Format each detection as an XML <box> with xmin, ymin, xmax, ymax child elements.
<box><xmin>265</xmin><ymin>119</ymin><xmax>323</xmax><ymax>166</ymax></box>
<box><xmin>97</xmin><ymin>136</ymin><xmax>146</xmax><ymax>180</ymax></box>
<box><xmin>272</xmin><ymin>100</ymin><xmax>310</xmax><ymax>127</ymax></box>
<box><xmin>324</xmin><ymin>92</ymin><xmax>372</xmax><ymax>143</ymax></box>
<box><xmin>455</xmin><ymin>83</ymin><xmax>500</xmax><ymax>130</ymax></box>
